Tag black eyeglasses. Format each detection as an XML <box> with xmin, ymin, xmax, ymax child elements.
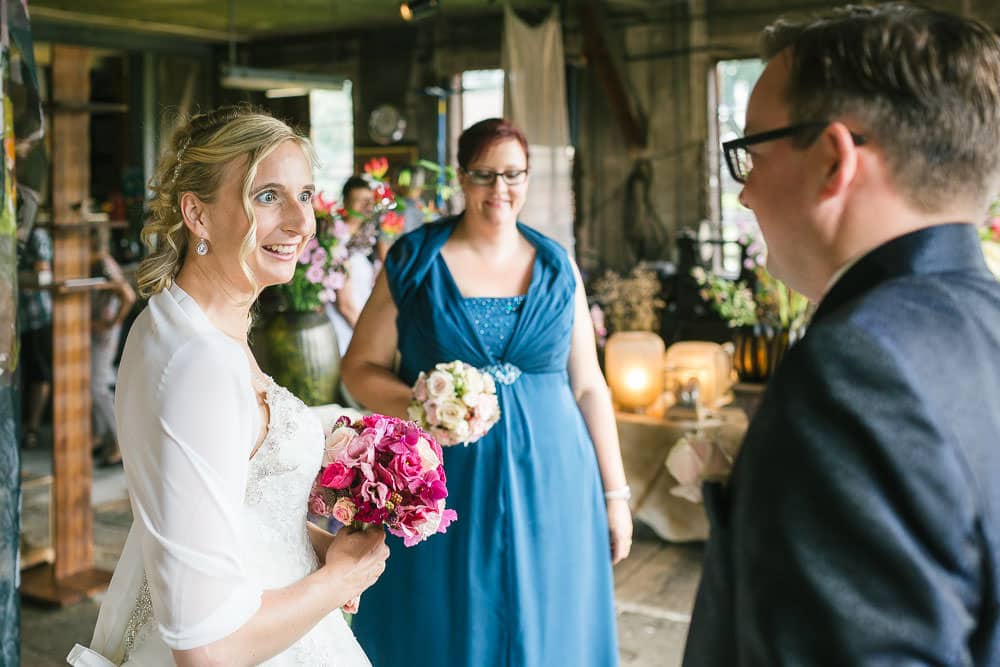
<box><xmin>462</xmin><ymin>168</ymin><xmax>529</xmax><ymax>186</ymax></box>
<box><xmin>722</xmin><ymin>122</ymin><xmax>867</xmax><ymax>184</ymax></box>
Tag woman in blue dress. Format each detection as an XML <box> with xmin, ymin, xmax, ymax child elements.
<box><xmin>342</xmin><ymin>118</ymin><xmax>632</xmax><ymax>667</ymax></box>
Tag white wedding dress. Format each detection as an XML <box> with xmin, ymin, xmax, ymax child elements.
<box><xmin>68</xmin><ymin>284</ymin><xmax>370</xmax><ymax>667</ymax></box>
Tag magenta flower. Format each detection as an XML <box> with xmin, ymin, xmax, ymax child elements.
<box><xmin>320</xmin><ymin>462</ymin><xmax>354</xmax><ymax>489</ymax></box>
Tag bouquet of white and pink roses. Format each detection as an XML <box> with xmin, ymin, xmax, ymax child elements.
<box><xmin>308</xmin><ymin>414</ymin><xmax>457</xmax><ymax>547</ymax></box>
<box><xmin>407</xmin><ymin>361</ymin><xmax>501</xmax><ymax>446</ymax></box>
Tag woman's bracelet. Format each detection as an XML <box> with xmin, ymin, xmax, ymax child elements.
<box><xmin>604</xmin><ymin>485</ymin><xmax>631</xmax><ymax>501</ymax></box>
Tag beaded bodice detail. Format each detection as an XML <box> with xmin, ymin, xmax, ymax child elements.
<box><xmin>463</xmin><ymin>296</ymin><xmax>526</xmax><ymax>360</ymax></box>
<box><xmin>118</xmin><ymin>380</ymin><xmax>370</xmax><ymax>666</ymax></box>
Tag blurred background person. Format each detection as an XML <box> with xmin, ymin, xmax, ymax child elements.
<box><xmin>16</xmin><ymin>223</ymin><xmax>53</xmax><ymax>449</ymax></box>
<box><xmin>90</xmin><ymin>224</ymin><xmax>135</xmax><ymax>466</ymax></box>
<box><xmin>326</xmin><ymin>176</ymin><xmax>377</xmax><ymax>358</ymax></box>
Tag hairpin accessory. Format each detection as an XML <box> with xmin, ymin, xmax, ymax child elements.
<box><xmin>173</xmin><ymin>136</ymin><xmax>192</xmax><ymax>182</ymax></box>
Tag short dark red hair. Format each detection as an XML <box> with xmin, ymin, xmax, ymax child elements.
<box><xmin>457</xmin><ymin>118</ymin><xmax>529</xmax><ymax>170</ymax></box>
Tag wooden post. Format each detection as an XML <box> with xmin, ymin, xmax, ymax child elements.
<box><xmin>20</xmin><ymin>44</ymin><xmax>111</xmax><ymax>606</ymax></box>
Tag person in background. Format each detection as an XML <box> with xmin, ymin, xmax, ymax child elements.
<box><xmin>342</xmin><ymin>117</ymin><xmax>631</xmax><ymax>667</ymax></box>
<box><xmin>684</xmin><ymin>5</ymin><xmax>1000</xmax><ymax>665</ymax></box>
<box><xmin>90</xmin><ymin>224</ymin><xmax>136</xmax><ymax>466</ymax></box>
<box><xmin>326</xmin><ymin>176</ymin><xmax>377</xmax><ymax>358</ymax></box>
<box><xmin>16</xmin><ymin>223</ymin><xmax>53</xmax><ymax>449</ymax></box>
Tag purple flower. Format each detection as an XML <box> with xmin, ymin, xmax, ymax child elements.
<box><xmin>310</xmin><ymin>246</ymin><xmax>328</xmax><ymax>266</ymax></box>
<box><xmin>305</xmin><ymin>264</ymin><xmax>325</xmax><ymax>284</ymax></box>
<box><xmin>332</xmin><ymin>245</ymin><xmax>349</xmax><ymax>263</ymax></box>
<box><xmin>323</xmin><ymin>271</ymin><xmax>345</xmax><ymax>291</ymax></box>
<box><xmin>332</xmin><ymin>220</ymin><xmax>351</xmax><ymax>240</ymax></box>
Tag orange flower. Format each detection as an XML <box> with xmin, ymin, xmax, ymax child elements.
<box><xmin>364</xmin><ymin>157</ymin><xmax>389</xmax><ymax>179</ymax></box>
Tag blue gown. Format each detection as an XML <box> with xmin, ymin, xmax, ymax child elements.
<box><xmin>353</xmin><ymin>217</ymin><xmax>618</xmax><ymax>667</ymax></box>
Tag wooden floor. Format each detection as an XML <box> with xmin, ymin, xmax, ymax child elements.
<box><xmin>20</xmin><ymin>443</ymin><xmax>704</xmax><ymax>666</ymax></box>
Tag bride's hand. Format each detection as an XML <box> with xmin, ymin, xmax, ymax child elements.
<box><xmin>342</xmin><ymin>596</ymin><xmax>361</xmax><ymax>614</ymax></box>
<box><xmin>607</xmin><ymin>499</ymin><xmax>633</xmax><ymax>564</ymax></box>
<box><xmin>323</xmin><ymin>527</ymin><xmax>389</xmax><ymax>606</ymax></box>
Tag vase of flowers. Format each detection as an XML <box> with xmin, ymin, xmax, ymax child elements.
<box><xmin>253</xmin><ymin>201</ymin><xmax>352</xmax><ymax>406</ymax></box>
<box><xmin>692</xmin><ymin>262</ymin><xmax>810</xmax><ymax>383</ymax></box>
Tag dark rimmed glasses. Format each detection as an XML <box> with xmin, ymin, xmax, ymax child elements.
<box><xmin>722</xmin><ymin>122</ymin><xmax>867</xmax><ymax>184</ymax></box>
<box><xmin>462</xmin><ymin>168</ymin><xmax>529</xmax><ymax>186</ymax></box>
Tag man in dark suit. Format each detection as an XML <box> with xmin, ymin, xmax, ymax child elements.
<box><xmin>684</xmin><ymin>5</ymin><xmax>1000</xmax><ymax>665</ymax></box>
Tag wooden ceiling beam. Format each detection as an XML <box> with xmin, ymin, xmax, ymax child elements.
<box><xmin>578</xmin><ymin>0</ymin><xmax>648</xmax><ymax>150</ymax></box>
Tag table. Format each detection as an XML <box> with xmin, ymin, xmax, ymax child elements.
<box><xmin>617</xmin><ymin>408</ymin><xmax>748</xmax><ymax>542</ymax></box>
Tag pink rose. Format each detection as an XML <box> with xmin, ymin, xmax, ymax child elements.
<box><xmin>413</xmin><ymin>374</ymin><xmax>429</xmax><ymax>402</ymax></box>
<box><xmin>320</xmin><ymin>462</ymin><xmax>355</xmax><ymax>489</ymax></box>
<box><xmin>424</xmin><ymin>401</ymin><xmax>440</xmax><ymax>425</ymax></box>
<box><xmin>425</xmin><ymin>370</ymin><xmax>454</xmax><ymax>400</ymax></box>
<box><xmin>309</xmin><ymin>494</ymin><xmax>327</xmax><ymax>515</ymax></box>
<box><xmin>324</xmin><ymin>426</ymin><xmax>357</xmax><ymax>466</ymax></box>
<box><xmin>344</xmin><ymin>432</ymin><xmax>377</xmax><ymax>466</ymax></box>
<box><xmin>332</xmin><ymin>497</ymin><xmax>357</xmax><ymax>524</ymax></box>
<box><xmin>390</xmin><ymin>450</ymin><xmax>424</xmax><ymax>485</ymax></box>
<box><xmin>475</xmin><ymin>394</ymin><xmax>500</xmax><ymax>423</ymax></box>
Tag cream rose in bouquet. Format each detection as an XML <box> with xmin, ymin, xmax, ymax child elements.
<box><xmin>408</xmin><ymin>361</ymin><xmax>501</xmax><ymax>446</ymax></box>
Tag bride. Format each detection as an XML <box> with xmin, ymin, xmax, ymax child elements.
<box><xmin>68</xmin><ymin>106</ymin><xmax>388</xmax><ymax>666</ymax></box>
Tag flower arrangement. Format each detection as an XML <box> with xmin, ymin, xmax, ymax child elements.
<box><xmin>407</xmin><ymin>361</ymin><xmax>501</xmax><ymax>446</ymax></box>
<box><xmin>691</xmin><ymin>263</ymin><xmax>810</xmax><ymax>331</ymax></box>
<box><xmin>308</xmin><ymin>414</ymin><xmax>457</xmax><ymax>547</ymax></box>
<box><xmin>590</xmin><ymin>267</ymin><xmax>666</xmax><ymax>333</ymax></box>
<box><xmin>362</xmin><ymin>157</ymin><xmax>406</xmax><ymax>242</ymax></box>
<box><xmin>270</xmin><ymin>196</ymin><xmax>352</xmax><ymax>313</ymax></box>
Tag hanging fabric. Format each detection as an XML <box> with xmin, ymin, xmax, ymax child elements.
<box><xmin>502</xmin><ymin>4</ymin><xmax>575</xmax><ymax>252</ymax></box>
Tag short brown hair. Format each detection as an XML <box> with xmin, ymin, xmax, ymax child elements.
<box><xmin>457</xmin><ymin>118</ymin><xmax>529</xmax><ymax>171</ymax></box>
<box><xmin>761</xmin><ymin>3</ymin><xmax>1000</xmax><ymax>212</ymax></box>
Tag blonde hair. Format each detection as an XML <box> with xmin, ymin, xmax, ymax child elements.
<box><xmin>138</xmin><ymin>105</ymin><xmax>315</xmax><ymax>298</ymax></box>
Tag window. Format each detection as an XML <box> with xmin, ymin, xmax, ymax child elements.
<box><xmin>461</xmin><ymin>69</ymin><xmax>504</xmax><ymax>129</ymax></box>
<box><xmin>713</xmin><ymin>59</ymin><xmax>765</xmax><ymax>275</ymax></box>
<box><xmin>309</xmin><ymin>83</ymin><xmax>354</xmax><ymax>199</ymax></box>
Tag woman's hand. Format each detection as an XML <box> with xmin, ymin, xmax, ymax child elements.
<box><xmin>342</xmin><ymin>596</ymin><xmax>361</xmax><ymax>614</ymax></box>
<box><xmin>607</xmin><ymin>499</ymin><xmax>633</xmax><ymax>564</ymax></box>
<box><xmin>322</xmin><ymin>527</ymin><xmax>389</xmax><ymax>607</ymax></box>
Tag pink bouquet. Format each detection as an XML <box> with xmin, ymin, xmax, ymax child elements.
<box><xmin>308</xmin><ymin>414</ymin><xmax>457</xmax><ymax>547</ymax></box>
<box><xmin>407</xmin><ymin>361</ymin><xmax>501</xmax><ymax>446</ymax></box>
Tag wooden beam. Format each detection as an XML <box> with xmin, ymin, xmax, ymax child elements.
<box><xmin>21</xmin><ymin>44</ymin><xmax>111</xmax><ymax>607</ymax></box>
<box><xmin>578</xmin><ymin>0</ymin><xmax>647</xmax><ymax>150</ymax></box>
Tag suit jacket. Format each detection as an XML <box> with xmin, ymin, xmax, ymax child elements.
<box><xmin>684</xmin><ymin>223</ymin><xmax>1000</xmax><ymax>666</ymax></box>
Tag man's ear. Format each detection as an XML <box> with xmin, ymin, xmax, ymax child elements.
<box><xmin>819</xmin><ymin>122</ymin><xmax>859</xmax><ymax>200</ymax></box>
<box><xmin>179</xmin><ymin>191</ymin><xmax>209</xmax><ymax>239</ymax></box>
